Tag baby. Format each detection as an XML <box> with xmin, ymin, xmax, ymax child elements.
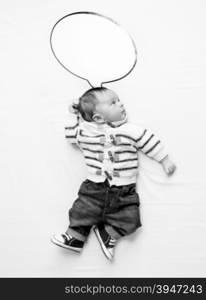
<box><xmin>51</xmin><ymin>87</ymin><xmax>176</xmax><ymax>260</ymax></box>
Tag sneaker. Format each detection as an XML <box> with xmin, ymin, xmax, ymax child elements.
<box><xmin>93</xmin><ymin>225</ymin><xmax>117</xmax><ymax>260</ymax></box>
<box><xmin>51</xmin><ymin>233</ymin><xmax>84</xmax><ymax>252</ymax></box>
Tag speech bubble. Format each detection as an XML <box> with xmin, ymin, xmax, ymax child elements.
<box><xmin>50</xmin><ymin>11</ymin><xmax>137</xmax><ymax>87</ymax></box>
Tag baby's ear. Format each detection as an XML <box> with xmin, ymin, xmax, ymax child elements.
<box><xmin>92</xmin><ymin>113</ymin><xmax>105</xmax><ymax>123</ymax></box>
<box><xmin>68</xmin><ymin>104</ymin><xmax>76</xmax><ymax>114</ymax></box>
<box><xmin>68</xmin><ymin>101</ymin><xmax>80</xmax><ymax>115</ymax></box>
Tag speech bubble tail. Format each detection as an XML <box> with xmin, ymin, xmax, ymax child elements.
<box><xmin>87</xmin><ymin>79</ymin><xmax>103</xmax><ymax>88</ymax></box>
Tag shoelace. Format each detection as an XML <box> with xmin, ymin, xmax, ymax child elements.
<box><xmin>64</xmin><ymin>233</ymin><xmax>73</xmax><ymax>241</ymax></box>
<box><xmin>107</xmin><ymin>238</ymin><xmax>116</xmax><ymax>248</ymax></box>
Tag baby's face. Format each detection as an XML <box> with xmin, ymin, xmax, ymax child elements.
<box><xmin>94</xmin><ymin>90</ymin><xmax>126</xmax><ymax>123</ymax></box>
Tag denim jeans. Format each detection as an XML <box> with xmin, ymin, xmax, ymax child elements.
<box><xmin>66</xmin><ymin>178</ymin><xmax>142</xmax><ymax>241</ymax></box>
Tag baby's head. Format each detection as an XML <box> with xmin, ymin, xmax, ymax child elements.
<box><xmin>74</xmin><ymin>87</ymin><xmax>126</xmax><ymax>124</ymax></box>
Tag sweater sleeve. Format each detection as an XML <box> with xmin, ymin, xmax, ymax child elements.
<box><xmin>135</xmin><ymin>126</ymin><xmax>168</xmax><ymax>162</ymax></box>
<box><xmin>64</xmin><ymin>113</ymin><xmax>80</xmax><ymax>145</ymax></box>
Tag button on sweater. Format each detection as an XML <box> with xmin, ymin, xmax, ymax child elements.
<box><xmin>65</xmin><ymin>113</ymin><xmax>168</xmax><ymax>186</ymax></box>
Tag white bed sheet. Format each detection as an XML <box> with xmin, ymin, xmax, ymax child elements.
<box><xmin>0</xmin><ymin>0</ymin><xmax>206</xmax><ymax>277</ymax></box>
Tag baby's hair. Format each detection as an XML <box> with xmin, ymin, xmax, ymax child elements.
<box><xmin>74</xmin><ymin>87</ymin><xmax>109</xmax><ymax>122</ymax></box>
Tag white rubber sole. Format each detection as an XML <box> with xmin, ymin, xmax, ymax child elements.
<box><xmin>93</xmin><ymin>227</ymin><xmax>113</xmax><ymax>260</ymax></box>
<box><xmin>50</xmin><ymin>235</ymin><xmax>82</xmax><ymax>253</ymax></box>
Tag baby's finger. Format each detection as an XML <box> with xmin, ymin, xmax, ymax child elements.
<box><xmin>168</xmin><ymin>165</ymin><xmax>176</xmax><ymax>175</ymax></box>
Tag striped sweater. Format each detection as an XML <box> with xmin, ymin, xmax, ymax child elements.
<box><xmin>65</xmin><ymin>113</ymin><xmax>168</xmax><ymax>186</ymax></box>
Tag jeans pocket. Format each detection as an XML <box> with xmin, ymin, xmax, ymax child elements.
<box><xmin>80</xmin><ymin>179</ymin><xmax>100</xmax><ymax>195</ymax></box>
<box><xmin>120</xmin><ymin>184</ymin><xmax>136</xmax><ymax>197</ymax></box>
<box><xmin>119</xmin><ymin>185</ymin><xmax>140</xmax><ymax>207</ymax></box>
<box><xmin>84</xmin><ymin>179</ymin><xmax>91</xmax><ymax>185</ymax></box>
<box><xmin>127</xmin><ymin>185</ymin><xmax>136</xmax><ymax>195</ymax></box>
<box><xmin>78</xmin><ymin>179</ymin><xmax>91</xmax><ymax>195</ymax></box>
<box><xmin>82</xmin><ymin>179</ymin><xmax>94</xmax><ymax>189</ymax></box>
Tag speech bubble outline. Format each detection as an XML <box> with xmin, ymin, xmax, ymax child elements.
<box><xmin>50</xmin><ymin>11</ymin><xmax>137</xmax><ymax>87</ymax></box>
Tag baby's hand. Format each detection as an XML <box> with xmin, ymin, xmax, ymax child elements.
<box><xmin>160</xmin><ymin>156</ymin><xmax>177</xmax><ymax>176</ymax></box>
